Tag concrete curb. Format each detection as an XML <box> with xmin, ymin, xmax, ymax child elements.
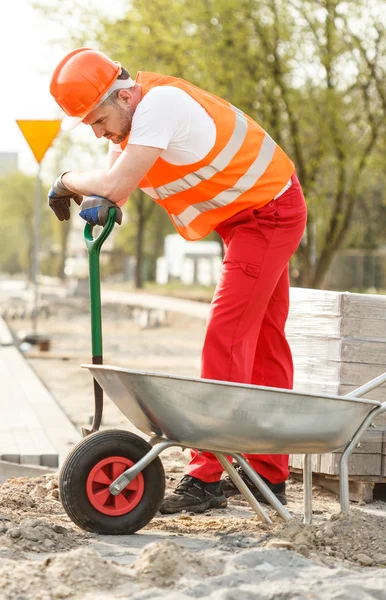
<box><xmin>0</xmin><ymin>460</ymin><xmax>56</xmax><ymax>484</ymax></box>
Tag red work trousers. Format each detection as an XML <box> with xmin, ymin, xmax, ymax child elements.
<box><xmin>186</xmin><ymin>172</ymin><xmax>307</xmax><ymax>484</ymax></box>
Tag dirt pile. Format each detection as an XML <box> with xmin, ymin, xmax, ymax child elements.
<box><xmin>145</xmin><ymin>503</ymin><xmax>386</xmax><ymax>570</ymax></box>
<box><xmin>277</xmin><ymin>509</ymin><xmax>386</xmax><ymax>567</ymax></box>
<box><xmin>0</xmin><ymin>547</ymin><xmax>126</xmax><ymax>600</ymax></box>
<box><xmin>133</xmin><ymin>539</ymin><xmax>225</xmax><ymax>587</ymax></box>
<box><xmin>145</xmin><ymin>511</ymin><xmax>273</xmax><ymax>536</ymax></box>
<box><xmin>0</xmin><ymin>474</ymin><xmax>91</xmax><ymax>557</ymax></box>
<box><xmin>0</xmin><ymin>517</ymin><xmax>77</xmax><ymax>556</ymax></box>
<box><xmin>0</xmin><ymin>474</ymin><xmax>62</xmax><ymax>517</ymax></box>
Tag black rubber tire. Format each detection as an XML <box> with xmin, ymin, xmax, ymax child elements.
<box><xmin>59</xmin><ymin>430</ymin><xmax>165</xmax><ymax>534</ymax></box>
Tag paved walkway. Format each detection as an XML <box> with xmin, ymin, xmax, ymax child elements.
<box><xmin>0</xmin><ymin>318</ymin><xmax>80</xmax><ymax>468</ymax></box>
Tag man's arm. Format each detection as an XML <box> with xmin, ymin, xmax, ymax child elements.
<box><xmin>62</xmin><ymin>144</ymin><xmax>162</xmax><ymax>205</ymax></box>
<box><xmin>107</xmin><ymin>149</ymin><xmax>122</xmax><ymax>169</ymax></box>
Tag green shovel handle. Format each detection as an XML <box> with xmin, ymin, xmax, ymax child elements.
<box><xmin>84</xmin><ymin>207</ymin><xmax>116</xmax><ymax>357</ymax></box>
<box><xmin>84</xmin><ymin>207</ymin><xmax>116</xmax><ymax>434</ymax></box>
<box><xmin>84</xmin><ymin>207</ymin><xmax>116</xmax><ymax>252</ymax></box>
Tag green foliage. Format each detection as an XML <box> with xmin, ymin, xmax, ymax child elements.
<box><xmin>97</xmin><ymin>0</ymin><xmax>295</xmax><ymax>132</ymax></box>
<box><xmin>0</xmin><ymin>172</ymin><xmax>51</xmax><ymax>278</ymax></box>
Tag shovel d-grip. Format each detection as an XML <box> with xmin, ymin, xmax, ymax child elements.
<box><xmin>82</xmin><ymin>208</ymin><xmax>116</xmax><ymax>437</ymax></box>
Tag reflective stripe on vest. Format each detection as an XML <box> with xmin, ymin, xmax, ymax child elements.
<box><xmin>155</xmin><ymin>106</ymin><xmax>246</xmax><ymax>199</ymax></box>
<box><xmin>171</xmin><ymin>132</ymin><xmax>276</xmax><ymax>228</ymax></box>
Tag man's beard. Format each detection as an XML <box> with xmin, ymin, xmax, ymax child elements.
<box><xmin>107</xmin><ymin>106</ymin><xmax>133</xmax><ymax>144</ymax></box>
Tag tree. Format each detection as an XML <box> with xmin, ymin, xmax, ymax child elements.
<box><xmin>128</xmin><ymin>189</ymin><xmax>156</xmax><ymax>288</ymax></box>
<box><xmin>0</xmin><ymin>172</ymin><xmax>51</xmax><ymax>279</ymax></box>
<box><xmin>114</xmin><ymin>193</ymin><xmax>175</xmax><ymax>287</ymax></box>
<box><xmin>283</xmin><ymin>0</ymin><xmax>386</xmax><ymax>287</ymax></box>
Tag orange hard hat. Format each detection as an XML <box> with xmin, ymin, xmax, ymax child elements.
<box><xmin>50</xmin><ymin>48</ymin><xmax>121</xmax><ymax>130</ymax></box>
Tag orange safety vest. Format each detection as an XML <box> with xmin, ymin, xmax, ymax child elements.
<box><xmin>120</xmin><ymin>72</ymin><xmax>295</xmax><ymax>241</ymax></box>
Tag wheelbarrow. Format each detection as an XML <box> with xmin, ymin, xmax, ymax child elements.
<box><xmin>59</xmin><ymin>208</ymin><xmax>386</xmax><ymax>535</ymax></box>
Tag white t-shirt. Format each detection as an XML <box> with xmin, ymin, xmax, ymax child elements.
<box><xmin>109</xmin><ymin>86</ymin><xmax>216</xmax><ymax>165</ymax></box>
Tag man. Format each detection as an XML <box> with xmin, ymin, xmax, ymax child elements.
<box><xmin>49</xmin><ymin>47</ymin><xmax>307</xmax><ymax>514</ymax></box>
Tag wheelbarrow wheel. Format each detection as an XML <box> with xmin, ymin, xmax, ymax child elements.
<box><xmin>59</xmin><ymin>430</ymin><xmax>165</xmax><ymax>534</ymax></box>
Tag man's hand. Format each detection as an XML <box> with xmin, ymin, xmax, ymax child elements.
<box><xmin>48</xmin><ymin>172</ymin><xmax>83</xmax><ymax>221</ymax></box>
<box><xmin>79</xmin><ymin>196</ymin><xmax>123</xmax><ymax>226</ymax></box>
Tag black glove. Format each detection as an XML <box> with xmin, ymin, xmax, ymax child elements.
<box><xmin>79</xmin><ymin>195</ymin><xmax>122</xmax><ymax>226</ymax></box>
<box><xmin>48</xmin><ymin>172</ymin><xmax>83</xmax><ymax>221</ymax></box>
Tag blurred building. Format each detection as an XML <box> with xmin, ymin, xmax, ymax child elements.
<box><xmin>156</xmin><ymin>234</ymin><xmax>222</xmax><ymax>286</ymax></box>
<box><xmin>0</xmin><ymin>152</ymin><xmax>18</xmax><ymax>175</ymax></box>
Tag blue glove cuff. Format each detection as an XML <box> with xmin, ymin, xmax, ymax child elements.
<box><xmin>79</xmin><ymin>206</ymin><xmax>101</xmax><ymax>225</ymax></box>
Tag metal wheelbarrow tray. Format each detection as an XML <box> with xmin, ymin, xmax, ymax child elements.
<box><xmin>84</xmin><ymin>365</ymin><xmax>386</xmax><ymax>526</ymax></box>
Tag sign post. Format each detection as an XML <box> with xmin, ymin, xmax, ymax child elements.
<box><xmin>16</xmin><ymin>120</ymin><xmax>61</xmax><ymax>334</ymax></box>
<box><xmin>32</xmin><ymin>164</ymin><xmax>42</xmax><ymax>334</ymax></box>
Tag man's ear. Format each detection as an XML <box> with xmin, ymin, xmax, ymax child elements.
<box><xmin>117</xmin><ymin>89</ymin><xmax>133</xmax><ymax>106</ymax></box>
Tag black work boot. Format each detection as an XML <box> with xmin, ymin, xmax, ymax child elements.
<box><xmin>222</xmin><ymin>465</ymin><xmax>287</xmax><ymax>505</ymax></box>
<box><xmin>159</xmin><ymin>475</ymin><xmax>227</xmax><ymax>514</ymax></box>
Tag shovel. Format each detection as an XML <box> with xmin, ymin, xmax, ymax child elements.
<box><xmin>81</xmin><ymin>207</ymin><xmax>117</xmax><ymax>437</ymax></box>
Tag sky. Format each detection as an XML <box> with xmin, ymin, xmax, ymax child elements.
<box><xmin>0</xmin><ymin>0</ymin><xmax>125</xmax><ymax>176</ymax></box>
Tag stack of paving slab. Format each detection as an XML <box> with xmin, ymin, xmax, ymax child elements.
<box><xmin>0</xmin><ymin>317</ymin><xmax>80</xmax><ymax>470</ymax></box>
<box><xmin>286</xmin><ymin>288</ymin><xmax>386</xmax><ymax>478</ymax></box>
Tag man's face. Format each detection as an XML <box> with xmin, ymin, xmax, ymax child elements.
<box><xmin>84</xmin><ymin>97</ymin><xmax>134</xmax><ymax>144</ymax></box>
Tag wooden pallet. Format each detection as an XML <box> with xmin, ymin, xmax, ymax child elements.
<box><xmin>290</xmin><ymin>467</ymin><xmax>386</xmax><ymax>504</ymax></box>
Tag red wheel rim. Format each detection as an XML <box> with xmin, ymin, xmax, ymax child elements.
<box><xmin>86</xmin><ymin>456</ymin><xmax>144</xmax><ymax>516</ymax></box>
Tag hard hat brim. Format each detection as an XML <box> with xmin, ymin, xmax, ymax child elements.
<box><xmin>61</xmin><ymin>115</ymin><xmax>84</xmax><ymax>131</ymax></box>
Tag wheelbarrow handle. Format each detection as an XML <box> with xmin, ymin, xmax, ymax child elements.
<box><xmin>344</xmin><ymin>371</ymin><xmax>386</xmax><ymax>398</ymax></box>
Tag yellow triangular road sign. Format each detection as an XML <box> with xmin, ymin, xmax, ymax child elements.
<box><xmin>16</xmin><ymin>120</ymin><xmax>62</xmax><ymax>164</ymax></box>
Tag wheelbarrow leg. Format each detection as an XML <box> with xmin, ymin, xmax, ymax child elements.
<box><xmin>303</xmin><ymin>454</ymin><xmax>313</xmax><ymax>525</ymax></box>
<box><xmin>339</xmin><ymin>404</ymin><xmax>386</xmax><ymax>513</ymax></box>
<box><xmin>340</xmin><ymin>396</ymin><xmax>386</xmax><ymax>514</ymax></box>
<box><xmin>214</xmin><ymin>453</ymin><xmax>272</xmax><ymax>524</ymax></box>
<box><xmin>231</xmin><ymin>453</ymin><xmax>292</xmax><ymax>522</ymax></box>
<box><xmin>339</xmin><ymin>454</ymin><xmax>350</xmax><ymax>514</ymax></box>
